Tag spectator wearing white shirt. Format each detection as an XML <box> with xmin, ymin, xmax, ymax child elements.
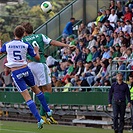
<box><xmin>125</xmin><ymin>20</ymin><xmax>132</xmax><ymax>33</ymax></box>
<box><xmin>108</xmin><ymin>9</ymin><xmax>118</xmax><ymax>28</ymax></box>
<box><xmin>102</xmin><ymin>45</ymin><xmax>110</xmax><ymax>59</ymax></box>
<box><xmin>113</xmin><ymin>32</ymin><xmax>119</xmax><ymax>46</ymax></box>
<box><xmin>45</xmin><ymin>55</ymin><xmax>59</xmax><ymax>68</ymax></box>
<box><xmin>87</xmin><ymin>35</ymin><xmax>96</xmax><ymax>50</ymax></box>
<box><xmin>119</xmin><ymin>21</ymin><xmax>128</xmax><ymax>33</ymax></box>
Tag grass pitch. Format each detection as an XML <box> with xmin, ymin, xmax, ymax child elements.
<box><xmin>0</xmin><ymin>120</ymin><xmax>130</xmax><ymax>133</ymax></box>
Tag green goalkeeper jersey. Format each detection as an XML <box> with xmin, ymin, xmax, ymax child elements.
<box><xmin>22</xmin><ymin>34</ymin><xmax>52</xmax><ymax>63</ymax></box>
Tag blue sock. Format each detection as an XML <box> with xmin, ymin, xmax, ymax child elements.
<box><xmin>26</xmin><ymin>100</ymin><xmax>41</xmax><ymax>122</ymax></box>
<box><xmin>36</xmin><ymin>92</ymin><xmax>50</xmax><ymax>113</ymax></box>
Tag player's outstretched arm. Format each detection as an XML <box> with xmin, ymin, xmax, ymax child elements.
<box><xmin>50</xmin><ymin>40</ymin><xmax>68</xmax><ymax>47</ymax></box>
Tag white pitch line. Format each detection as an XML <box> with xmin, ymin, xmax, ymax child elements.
<box><xmin>0</xmin><ymin>129</ymin><xmax>36</xmax><ymax>133</ymax></box>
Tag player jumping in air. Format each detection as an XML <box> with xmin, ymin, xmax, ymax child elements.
<box><xmin>22</xmin><ymin>22</ymin><xmax>70</xmax><ymax>124</ymax></box>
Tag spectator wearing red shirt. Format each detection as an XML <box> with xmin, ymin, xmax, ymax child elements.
<box><xmin>123</xmin><ymin>6</ymin><xmax>132</xmax><ymax>22</ymax></box>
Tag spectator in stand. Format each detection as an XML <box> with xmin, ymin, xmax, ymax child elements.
<box><xmin>85</xmin><ymin>47</ymin><xmax>92</xmax><ymax>62</ymax></box>
<box><xmin>100</xmin><ymin>34</ymin><xmax>107</xmax><ymax>46</ymax></box>
<box><xmin>106</xmin><ymin>35</ymin><xmax>114</xmax><ymax>48</ymax></box>
<box><xmin>125</xmin><ymin>0</ymin><xmax>133</xmax><ymax>10</ymax></box>
<box><xmin>101</xmin><ymin>57</ymin><xmax>117</xmax><ymax>85</ymax></box>
<box><xmin>119</xmin><ymin>36</ymin><xmax>128</xmax><ymax>47</ymax></box>
<box><xmin>62</xmin><ymin>17</ymin><xmax>75</xmax><ymax>38</ymax></box>
<box><xmin>126</xmin><ymin>47</ymin><xmax>133</xmax><ymax>62</ymax></box>
<box><xmin>74</xmin><ymin>48</ymin><xmax>83</xmax><ymax>64</ymax></box>
<box><xmin>97</xmin><ymin>21</ymin><xmax>105</xmax><ymax>34</ymax></box>
<box><xmin>51</xmin><ymin>67</ymin><xmax>59</xmax><ymax>79</ymax></box>
<box><xmin>117</xmin><ymin>57</ymin><xmax>127</xmax><ymax>80</ymax></box>
<box><xmin>114</xmin><ymin>43</ymin><xmax>122</xmax><ymax>57</ymax></box>
<box><xmin>91</xmin><ymin>46</ymin><xmax>99</xmax><ymax>61</ymax></box>
<box><xmin>62</xmin><ymin>77</ymin><xmax>73</xmax><ymax>92</ymax></box>
<box><xmin>81</xmin><ymin>61</ymin><xmax>94</xmax><ymax>80</ymax></box>
<box><xmin>104</xmin><ymin>80</ymin><xmax>111</xmax><ymax>86</ymax></box>
<box><xmin>102</xmin><ymin>45</ymin><xmax>110</xmax><ymax>60</ymax></box>
<box><xmin>87</xmin><ymin>35</ymin><xmax>96</xmax><ymax>50</ymax></box>
<box><xmin>98</xmin><ymin>45</ymin><xmax>105</xmax><ymax>59</ymax></box>
<box><xmin>105</xmin><ymin>9</ymin><xmax>111</xmax><ymax>19</ymax></box>
<box><xmin>92</xmin><ymin>26</ymin><xmax>100</xmax><ymax>36</ymax></box>
<box><xmin>109</xmin><ymin>0</ymin><xmax>115</xmax><ymax>10</ymax></box>
<box><xmin>61</xmin><ymin>48</ymin><xmax>69</xmax><ymax>60</ymax></box>
<box><xmin>108</xmin><ymin>9</ymin><xmax>118</xmax><ymax>28</ymax></box>
<box><xmin>115</xmin><ymin>20</ymin><xmax>122</xmax><ymax>33</ymax></box>
<box><xmin>67</xmin><ymin>48</ymin><xmax>73</xmax><ymax>60</ymax></box>
<box><xmin>125</xmin><ymin>20</ymin><xmax>132</xmax><ymax>33</ymax></box>
<box><xmin>51</xmin><ymin>76</ymin><xmax>63</xmax><ymax>88</ymax></box>
<box><xmin>66</xmin><ymin>59</ymin><xmax>74</xmax><ymax>76</ymax></box>
<box><xmin>71</xmin><ymin>74</ymin><xmax>80</xmax><ymax>87</ymax></box>
<box><xmin>94</xmin><ymin>59</ymin><xmax>109</xmax><ymax>86</ymax></box>
<box><xmin>70</xmin><ymin>60</ymin><xmax>84</xmax><ymax>85</ymax></box>
<box><xmin>81</xmin><ymin>47</ymin><xmax>87</xmax><ymax>64</ymax></box>
<box><xmin>95</xmin><ymin>57</ymin><xmax>102</xmax><ymax>74</ymax></box>
<box><xmin>69</xmin><ymin>35</ymin><xmax>76</xmax><ymax>47</ymax></box>
<box><xmin>61</xmin><ymin>37</ymin><xmax>66</xmax><ymax>44</ymax></box>
<box><xmin>86</xmin><ymin>58</ymin><xmax>101</xmax><ymax>86</ymax></box>
<box><xmin>0</xmin><ymin>66</ymin><xmax>14</xmax><ymax>91</ymax></box>
<box><xmin>116</xmin><ymin>1</ymin><xmax>124</xmax><ymax>19</ymax></box>
<box><xmin>77</xmin><ymin>39</ymin><xmax>86</xmax><ymax>51</ymax></box>
<box><xmin>120</xmin><ymin>44</ymin><xmax>128</xmax><ymax>58</ymax></box>
<box><xmin>104</xmin><ymin>20</ymin><xmax>114</xmax><ymax>36</ymax></box>
<box><xmin>76</xmin><ymin>78</ymin><xmax>90</xmax><ymax>92</ymax></box>
<box><xmin>119</xmin><ymin>30</ymin><xmax>125</xmax><ymax>37</ymax></box>
<box><xmin>78</xmin><ymin>23</ymin><xmax>89</xmax><ymax>40</ymax></box>
<box><xmin>119</xmin><ymin>21</ymin><xmax>128</xmax><ymax>33</ymax></box>
<box><xmin>123</xmin><ymin>6</ymin><xmax>132</xmax><ymax>22</ymax></box>
<box><xmin>73</xmin><ymin>60</ymin><xmax>84</xmax><ymax>77</ymax></box>
<box><xmin>113</xmin><ymin>32</ymin><xmax>119</xmax><ymax>46</ymax></box>
<box><xmin>100</xmin><ymin>10</ymin><xmax>108</xmax><ymax>23</ymax></box>
<box><xmin>95</xmin><ymin>11</ymin><xmax>103</xmax><ymax>25</ymax></box>
<box><xmin>95</xmin><ymin>35</ymin><xmax>101</xmax><ymax>48</ymax></box>
<box><xmin>125</xmin><ymin>33</ymin><xmax>131</xmax><ymax>46</ymax></box>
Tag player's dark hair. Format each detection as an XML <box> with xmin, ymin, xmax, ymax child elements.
<box><xmin>14</xmin><ymin>25</ymin><xmax>25</xmax><ymax>38</ymax></box>
<box><xmin>21</xmin><ymin>22</ymin><xmax>33</xmax><ymax>34</ymax></box>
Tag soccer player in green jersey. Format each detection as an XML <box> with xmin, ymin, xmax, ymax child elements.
<box><xmin>22</xmin><ymin>22</ymin><xmax>69</xmax><ymax>124</ymax></box>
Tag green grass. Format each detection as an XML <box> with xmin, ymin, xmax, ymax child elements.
<box><xmin>0</xmin><ymin>121</ymin><xmax>130</xmax><ymax>133</ymax></box>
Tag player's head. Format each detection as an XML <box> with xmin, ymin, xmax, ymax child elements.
<box><xmin>14</xmin><ymin>25</ymin><xmax>25</xmax><ymax>39</ymax></box>
<box><xmin>21</xmin><ymin>22</ymin><xmax>33</xmax><ymax>35</ymax></box>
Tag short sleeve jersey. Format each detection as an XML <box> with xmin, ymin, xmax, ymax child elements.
<box><xmin>22</xmin><ymin>34</ymin><xmax>52</xmax><ymax>63</ymax></box>
<box><xmin>0</xmin><ymin>40</ymin><xmax>36</xmax><ymax>68</ymax></box>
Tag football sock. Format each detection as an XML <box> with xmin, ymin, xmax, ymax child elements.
<box><xmin>36</xmin><ymin>92</ymin><xmax>50</xmax><ymax>113</ymax></box>
<box><xmin>40</xmin><ymin>92</ymin><xmax>50</xmax><ymax>116</ymax></box>
<box><xmin>26</xmin><ymin>99</ymin><xmax>41</xmax><ymax>122</ymax></box>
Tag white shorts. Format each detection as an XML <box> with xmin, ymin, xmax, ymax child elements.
<box><xmin>28</xmin><ymin>62</ymin><xmax>51</xmax><ymax>86</ymax></box>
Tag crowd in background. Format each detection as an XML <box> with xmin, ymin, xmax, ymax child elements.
<box><xmin>0</xmin><ymin>0</ymin><xmax>133</xmax><ymax>92</ymax></box>
<box><xmin>47</xmin><ymin>0</ymin><xmax>133</xmax><ymax>92</ymax></box>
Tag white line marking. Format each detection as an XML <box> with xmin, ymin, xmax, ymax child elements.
<box><xmin>0</xmin><ymin>129</ymin><xmax>36</xmax><ymax>133</ymax></box>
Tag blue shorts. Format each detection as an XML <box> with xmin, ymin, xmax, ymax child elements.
<box><xmin>11</xmin><ymin>66</ymin><xmax>35</xmax><ymax>92</ymax></box>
